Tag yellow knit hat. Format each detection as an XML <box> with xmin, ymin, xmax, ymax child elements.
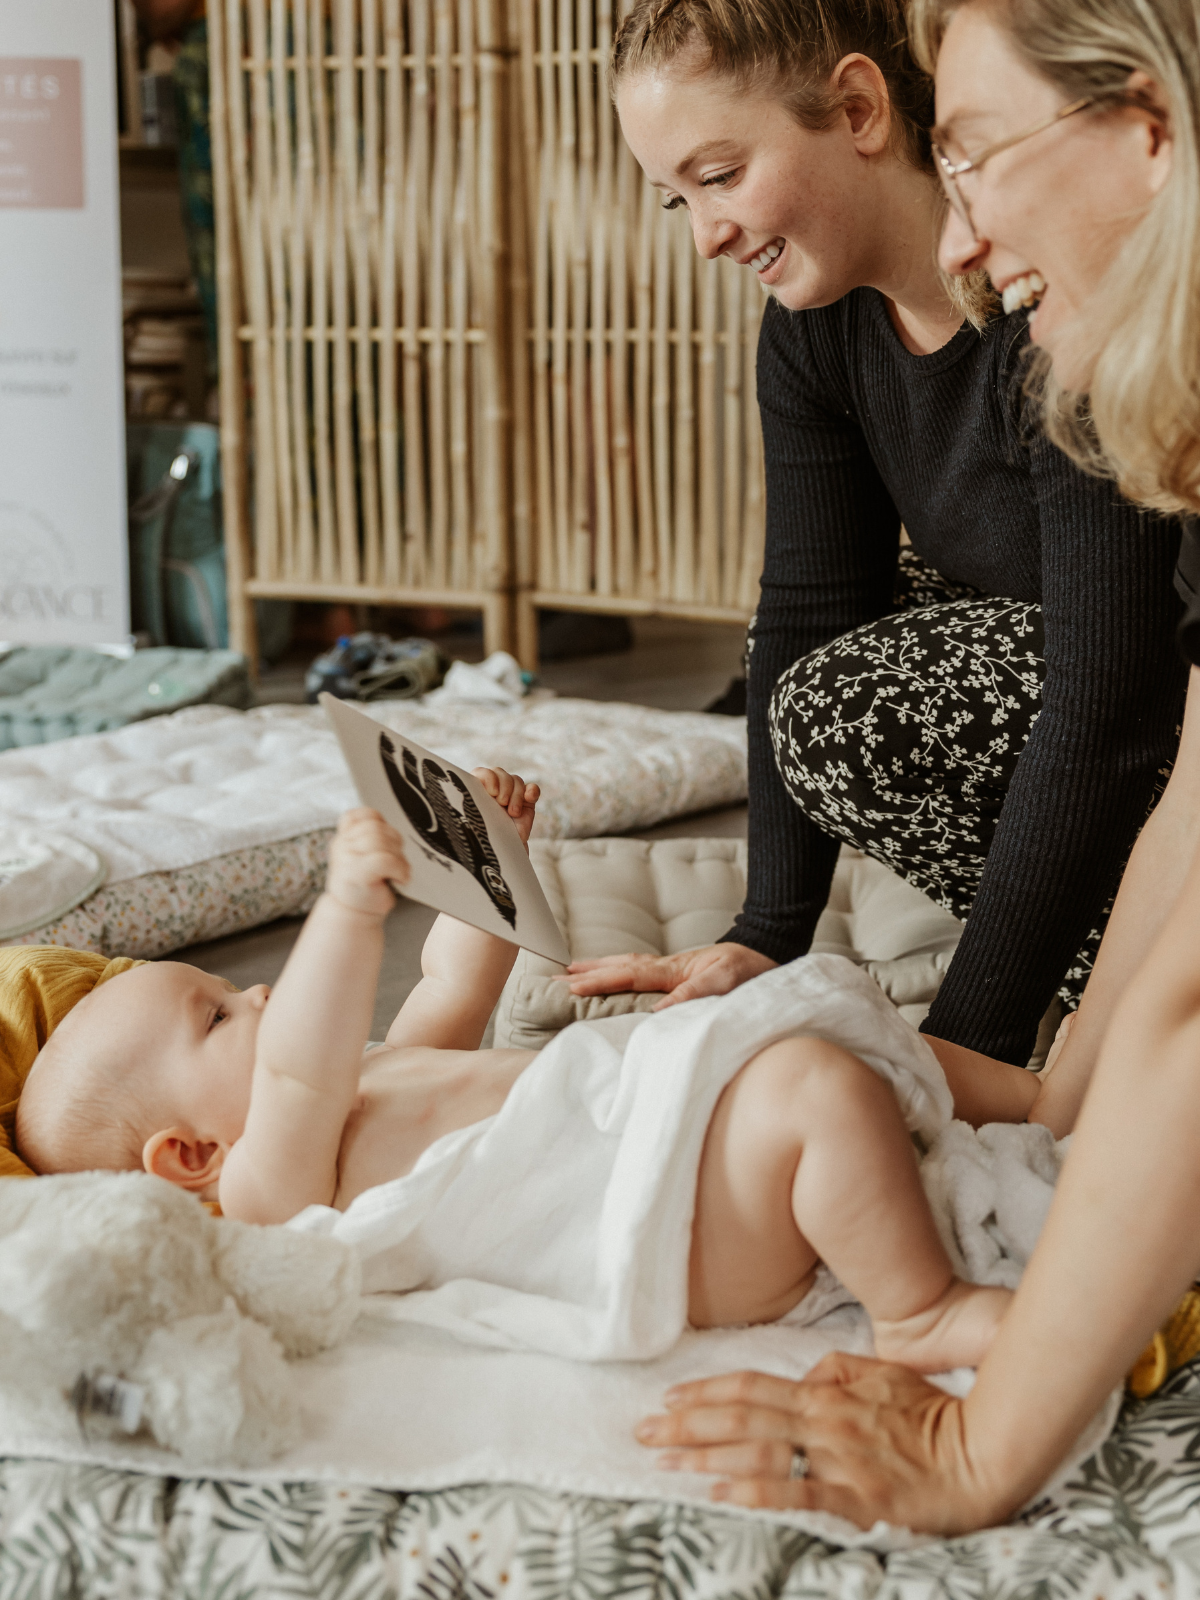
<box><xmin>0</xmin><ymin>945</ymin><xmax>145</xmax><ymax>1180</ymax></box>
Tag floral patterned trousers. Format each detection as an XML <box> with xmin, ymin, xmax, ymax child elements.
<box><xmin>767</xmin><ymin>551</ymin><xmax>1119</xmax><ymax>1006</ymax></box>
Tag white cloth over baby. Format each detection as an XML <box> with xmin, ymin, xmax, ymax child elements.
<box><xmin>289</xmin><ymin>954</ymin><xmax>971</xmax><ymax>1361</ymax></box>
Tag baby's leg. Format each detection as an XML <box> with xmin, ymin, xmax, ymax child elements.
<box><xmin>689</xmin><ymin>1037</ymin><xmax>1010</xmax><ymax>1371</ymax></box>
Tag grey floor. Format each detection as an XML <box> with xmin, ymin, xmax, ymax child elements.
<box><xmin>183</xmin><ymin>616</ymin><xmax>749</xmax><ymax>1037</ymax></box>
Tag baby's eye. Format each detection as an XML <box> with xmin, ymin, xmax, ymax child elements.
<box><xmin>209</xmin><ymin>1007</ymin><xmax>228</xmax><ymax>1032</ymax></box>
<box><xmin>700</xmin><ymin>169</ymin><xmax>737</xmax><ymax>189</ymax></box>
<box><xmin>662</xmin><ymin>193</ymin><xmax>686</xmax><ymax>212</ymax></box>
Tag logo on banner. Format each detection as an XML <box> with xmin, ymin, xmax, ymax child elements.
<box><xmin>0</xmin><ymin>503</ymin><xmax>109</xmax><ymax>623</ymax></box>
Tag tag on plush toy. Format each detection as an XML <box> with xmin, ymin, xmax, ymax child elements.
<box><xmin>72</xmin><ymin>1372</ymin><xmax>145</xmax><ymax>1435</ymax></box>
<box><xmin>322</xmin><ymin>695</ymin><xmax>570</xmax><ymax>964</ymax></box>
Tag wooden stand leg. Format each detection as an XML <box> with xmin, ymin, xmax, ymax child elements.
<box><xmin>482</xmin><ymin>594</ymin><xmax>512</xmax><ymax>659</ymax></box>
<box><xmin>228</xmin><ymin>587</ymin><xmax>261</xmax><ymax>671</ymax></box>
<box><xmin>515</xmin><ymin>592</ymin><xmax>539</xmax><ymax>672</ymax></box>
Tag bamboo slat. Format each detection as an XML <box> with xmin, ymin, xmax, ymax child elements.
<box><xmin>378</xmin><ymin>0</ymin><xmax>403</xmax><ymax>585</ymax></box>
<box><xmin>209</xmin><ymin>0</ymin><xmax>258</xmax><ymax>660</ymax></box>
<box><xmin>211</xmin><ymin>0</ymin><xmax>513</xmax><ymax>666</ymax></box>
<box><xmin>478</xmin><ymin>0</ymin><xmax>511</xmax><ymax>608</ymax></box>
<box><xmin>309</xmin><ymin>0</ymin><xmax>337</xmax><ymax>583</ymax></box>
<box><xmin>509</xmin><ymin>0</ymin><xmax>537</xmax><ymax>663</ymax></box>
<box><xmin>289</xmin><ymin>0</ymin><xmax>316</xmax><ymax>581</ymax></box>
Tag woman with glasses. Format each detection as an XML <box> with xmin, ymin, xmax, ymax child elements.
<box><xmin>634</xmin><ymin>0</ymin><xmax>1200</xmax><ymax>1533</ymax></box>
<box><xmin>573</xmin><ymin>0</ymin><xmax>1184</xmax><ymax>1104</ymax></box>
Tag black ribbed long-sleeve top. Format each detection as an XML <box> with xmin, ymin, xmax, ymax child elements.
<box><xmin>721</xmin><ymin>289</ymin><xmax>1186</xmax><ymax>1065</ymax></box>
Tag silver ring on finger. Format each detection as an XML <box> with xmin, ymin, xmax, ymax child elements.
<box><xmin>789</xmin><ymin>1446</ymin><xmax>810</xmax><ymax>1481</ymax></box>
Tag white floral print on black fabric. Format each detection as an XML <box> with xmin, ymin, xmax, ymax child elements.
<box><xmin>768</xmin><ymin>556</ymin><xmax>1114</xmax><ymax>1008</ymax></box>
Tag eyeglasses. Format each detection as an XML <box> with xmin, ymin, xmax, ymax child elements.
<box><xmin>932</xmin><ymin>97</ymin><xmax>1095</xmax><ymax>235</ymax></box>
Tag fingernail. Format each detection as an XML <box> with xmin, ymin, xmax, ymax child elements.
<box><xmin>655</xmin><ymin>1453</ymin><xmax>681</xmax><ymax>1470</ymax></box>
<box><xmin>634</xmin><ymin>1421</ymin><xmax>658</xmax><ymax>1442</ymax></box>
<box><xmin>711</xmin><ymin>1483</ymin><xmax>731</xmax><ymax>1501</ymax></box>
<box><xmin>663</xmin><ymin>1387</ymin><xmax>682</xmax><ymax>1404</ymax></box>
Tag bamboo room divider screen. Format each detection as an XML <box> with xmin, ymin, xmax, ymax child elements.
<box><xmin>210</xmin><ymin>0</ymin><xmax>766</xmax><ymax>667</ymax></box>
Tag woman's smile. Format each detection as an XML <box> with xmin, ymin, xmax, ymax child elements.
<box><xmin>742</xmin><ymin>238</ymin><xmax>787</xmax><ymax>280</ymax></box>
<box><xmin>996</xmin><ymin>270</ymin><xmax>1045</xmax><ymax>318</ymax></box>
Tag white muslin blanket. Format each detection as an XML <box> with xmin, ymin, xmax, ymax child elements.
<box><xmin>288</xmin><ymin>955</ymin><xmax>1055</xmax><ymax>1360</ymax></box>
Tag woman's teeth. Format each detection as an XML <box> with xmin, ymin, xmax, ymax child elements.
<box><xmin>750</xmin><ymin>240</ymin><xmax>784</xmax><ymax>272</ymax></box>
<box><xmin>1001</xmin><ymin>271</ymin><xmax>1046</xmax><ymax>315</ymax></box>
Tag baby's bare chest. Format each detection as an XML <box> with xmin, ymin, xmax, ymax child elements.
<box><xmin>332</xmin><ymin>1045</ymin><xmax>535</xmax><ymax>1208</ymax></box>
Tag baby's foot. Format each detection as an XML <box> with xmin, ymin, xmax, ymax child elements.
<box><xmin>872</xmin><ymin>1279</ymin><xmax>1013</xmax><ymax>1372</ymax></box>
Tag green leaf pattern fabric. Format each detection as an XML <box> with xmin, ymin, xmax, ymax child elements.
<box><xmin>3</xmin><ymin>1365</ymin><xmax>1200</xmax><ymax>1598</ymax></box>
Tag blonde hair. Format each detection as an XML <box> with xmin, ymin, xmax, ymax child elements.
<box><xmin>909</xmin><ymin>0</ymin><xmax>1200</xmax><ymax>514</ymax></box>
<box><xmin>610</xmin><ymin>0</ymin><xmax>998</xmax><ymax>327</ymax></box>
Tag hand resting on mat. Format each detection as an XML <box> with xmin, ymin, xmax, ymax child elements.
<box><xmin>635</xmin><ymin>1358</ymin><xmax>992</xmax><ymax>1531</ymax></box>
<box><xmin>564</xmin><ymin>943</ymin><xmax>778</xmax><ymax>1010</ymax></box>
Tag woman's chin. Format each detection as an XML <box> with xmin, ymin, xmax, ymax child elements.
<box><xmin>1028</xmin><ymin>302</ymin><xmax>1092</xmax><ymax>392</ymax></box>
<box><xmin>771</xmin><ymin>266</ymin><xmax>842</xmax><ymax>314</ymax></box>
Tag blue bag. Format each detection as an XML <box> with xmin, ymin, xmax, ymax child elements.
<box><xmin>127</xmin><ymin>422</ymin><xmax>292</xmax><ymax>660</ymax></box>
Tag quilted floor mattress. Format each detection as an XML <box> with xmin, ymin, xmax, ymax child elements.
<box><xmin>0</xmin><ymin>698</ymin><xmax>747</xmax><ymax>958</ymax></box>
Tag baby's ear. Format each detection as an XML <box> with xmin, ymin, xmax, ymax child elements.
<box><xmin>143</xmin><ymin>1128</ymin><xmax>226</xmax><ymax>1192</ymax></box>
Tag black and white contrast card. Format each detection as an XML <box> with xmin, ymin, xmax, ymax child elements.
<box><xmin>321</xmin><ymin>694</ymin><xmax>569</xmax><ymax>964</ymax></box>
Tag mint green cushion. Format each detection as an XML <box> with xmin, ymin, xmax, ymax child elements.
<box><xmin>0</xmin><ymin>647</ymin><xmax>251</xmax><ymax>749</ymax></box>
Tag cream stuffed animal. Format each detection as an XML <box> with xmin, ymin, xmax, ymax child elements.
<box><xmin>0</xmin><ymin>1171</ymin><xmax>360</xmax><ymax>1466</ymax></box>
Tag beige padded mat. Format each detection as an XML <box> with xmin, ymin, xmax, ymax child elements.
<box><xmin>494</xmin><ymin>840</ymin><xmax>965</xmax><ymax>1050</ymax></box>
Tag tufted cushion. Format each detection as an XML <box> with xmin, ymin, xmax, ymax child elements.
<box><xmin>493</xmin><ymin>839</ymin><xmax>964</xmax><ymax>1051</ymax></box>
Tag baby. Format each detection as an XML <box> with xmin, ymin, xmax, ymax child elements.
<box><xmin>19</xmin><ymin>771</ymin><xmax>1024</xmax><ymax>1372</ymax></box>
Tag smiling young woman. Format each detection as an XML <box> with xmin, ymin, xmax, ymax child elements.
<box><xmin>567</xmin><ymin>0</ymin><xmax>1187</xmax><ymax>1086</ymax></box>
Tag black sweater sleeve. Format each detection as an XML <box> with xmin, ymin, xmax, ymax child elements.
<box><xmin>721</xmin><ymin>299</ymin><xmax>901</xmax><ymax>962</ymax></box>
<box><xmin>922</xmin><ymin>433</ymin><xmax>1185</xmax><ymax>1062</ymax></box>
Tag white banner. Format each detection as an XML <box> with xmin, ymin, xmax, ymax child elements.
<box><xmin>0</xmin><ymin>0</ymin><xmax>129</xmax><ymax>646</ymax></box>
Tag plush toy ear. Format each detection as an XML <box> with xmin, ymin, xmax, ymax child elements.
<box><xmin>143</xmin><ymin>1128</ymin><xmax>226</xmax><ymax>1193</ymax></box>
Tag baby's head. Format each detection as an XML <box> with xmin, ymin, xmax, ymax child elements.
<box><xmin>16</xmin><ymin>962</ymin><xmax>270</xmax><ymax>1196</ymax></box>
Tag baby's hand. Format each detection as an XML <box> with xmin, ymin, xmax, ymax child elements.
<box><xmin>326</xmin><ymin>808</ymin><xmax>411</xmax><ymax>918</ymax></box>
<box><xmin>474</xmin><ymin>767</ymin><xmax>540</xmax><ymax>848</ymax></box>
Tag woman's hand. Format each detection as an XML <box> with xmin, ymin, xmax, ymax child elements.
<box><xmin>564</xmin><ymin>943</ymin><xmax>778</xmax><ymax>1011</ymax></box>
<box><xmin>635</xmin><ymin>1357</ymin><xmax>1012</xmax><ymax>1535</ymax></box>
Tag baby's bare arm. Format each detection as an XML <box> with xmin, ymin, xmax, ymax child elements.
<box><xmin>386</xmin><ymin>768</ymin><xmax>541</xmax><ymax>1051</ymax></box>
<box><xmin>220</xmin><ymin>810</ymin><xmax>409</xmax><ymax>1224</ymax></box>
<box><xmin>386</xmin><ymin>913</ymin><xmax>521</xmax><ymax>1051</ymax></box>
